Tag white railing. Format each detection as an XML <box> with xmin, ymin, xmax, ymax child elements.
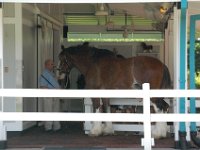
<box><xmin>1</xmin><ymin>83</ymin><xmax>200</xmax><ymax>150</ymax></box>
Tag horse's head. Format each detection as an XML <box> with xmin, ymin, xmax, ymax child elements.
<box><xmin>58</xmin><ymin>45</ymin><xmax>74</xmax><ymax>74</ymax></box>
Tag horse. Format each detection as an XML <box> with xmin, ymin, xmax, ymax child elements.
<box><xmin>58</xmin><ymin>42</ymin><xmax>171</xmax><ymax>138</ymax></box>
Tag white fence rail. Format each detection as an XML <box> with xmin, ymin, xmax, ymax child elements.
<box><xmin>1</xmin><ymin>83</ymin><xmax>200</xmax><ymax>150</ymax></box>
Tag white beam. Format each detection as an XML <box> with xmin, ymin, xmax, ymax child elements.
<box><xmin>0</xmin><ymin>89</ymin><xmax>200</xmax><ymax>98</ymax></box>
<box><xmin>0</xmin><ymin>5</ymin><xmax>7</xmax><ymax>143</ymax></box>
<box><xmin>1</xmin><ymin>0</ymin><xmax>181</xmax><ymax>3</ymax></box>
<box><xmin>0</xmin><ymin>112</ymin><xmax>200</xmax><ymax>122</ymax></box>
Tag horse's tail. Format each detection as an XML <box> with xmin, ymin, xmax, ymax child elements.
<box><xmin>160</xmin><ymin>65</ymin><xmax>172</xmax><ymax>89</ymax></box>
<box><xmin>155</xmin><ymin>65</ymin><xmax>171</xmax><ymax>112</ymax></box>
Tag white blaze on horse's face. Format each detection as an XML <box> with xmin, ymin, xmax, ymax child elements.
<box><xmin>56</xmin><ymin>61</ymin><xmax>65</xmax><ymax>80</ymax></box>
<box><xmin>56</xmin><ymin>61</ymin><xmax>60</xmax><ymax>78</ymax></box>
<box><xmin>59</xmin><ymin>55</ymin><xmax>70</xmax><ymax>74</ymax></box>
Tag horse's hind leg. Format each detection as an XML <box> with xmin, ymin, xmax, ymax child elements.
<box><xmin>151</xmin><ymin>100</ymin><xmax>168</xmax><ymax>139</ymax></box>
<box><xmin>151</xmin><ymin>98</ymin><xmax>169</xmax><ymax>113</ymax></box>
<box><xmin>102</xmin><ymin>98</ymin><xmax>114</xmax><ymax>136</ymax></box>
<box><xmin>92</xmin><ymin>98</ymin><xmax>102</xmax><ymax>112</ymax></box>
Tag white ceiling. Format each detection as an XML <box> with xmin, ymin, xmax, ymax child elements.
<box><xmin>36</xmin><ymin>2</ymin><xmax>200</xmax><ymax>32</ymax></box>
<box><xmin>63</xmin><ymin>3</ymin><xmax>174</xmax><ymax>32</ymax></box>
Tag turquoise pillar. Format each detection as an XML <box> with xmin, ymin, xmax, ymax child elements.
<box><xmin>179</xmin><ymin>0</ymin><xmax>187</xmax><ymax>132</ymax></box>
<box><xmin>189</xmin><ymin>15</ymin><xmax>200</xmax><ymax>132</ymax></box>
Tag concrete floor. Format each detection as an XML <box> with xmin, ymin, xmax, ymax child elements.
<box><xmin>3</xmin><ymin>148</ymin><xmax>199</xmax><ymax>150</ymax></box>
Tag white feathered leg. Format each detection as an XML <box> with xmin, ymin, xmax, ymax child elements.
<box><xmin>102</xmin><ymin>105</ymin><xmax>114</xmax><ymax>135</ymax></box>
<box><xmin>151</xmin><ymin>102</ymin><xmax>168</xmax><ymax>139</ymax></box>
<box><xmin>102</xmin><ymin>122</ymin><xmax>114</xmax><ymax>135</ymax></box>
<box><xmin>89</xmin><ymin>108</ymin><xmax>103</xmax><ymax>136</ymax></box>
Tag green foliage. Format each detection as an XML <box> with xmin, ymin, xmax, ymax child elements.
<box><xmin>195</xmin><ymin>42</ymin><xmax>200</xmax><ymax>74</ymax></box>
<box><xmin>188</xmin><ymin>41</ymin><xmax>200</xmax><ymax>88</ymax></box>
<box><xmin>195</xmin><ymin>74</ymin><xmax>200</xmax><ymax>88</ymax></box>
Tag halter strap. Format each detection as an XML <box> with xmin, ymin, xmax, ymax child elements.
<box><xmin>41</xmin><ymin>74</ymin><xmax>56</xmax><ymax>88</ymax></box>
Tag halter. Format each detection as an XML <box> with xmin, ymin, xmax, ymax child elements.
<box><xmin>56</xmin><ymin>55</ymin><xmax>73</xmax><ymax>89</ymax></box>
<box><xmin>58</xmin><ymin>55</ymin><xmax>73</xmax><ymax>74</ymax></box>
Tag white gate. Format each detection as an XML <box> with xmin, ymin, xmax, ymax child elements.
<box><xmin>1</xmin><ymin>83</ymin><xmax>200</xmax><ymax>150</ymax></box>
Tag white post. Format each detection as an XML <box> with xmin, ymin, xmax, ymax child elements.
<box><xmin>0</xmin><ymin>121</ymin><xmax>6</xmax><ymax>141</ymax></box>
<box><xmin>173</xmin><ymin>6</ymin><xmax>181</xmax><ymax>143</ymax></box>
<box><xmin>141</xmin><ymin>83</ymin><xmax>154</xmax><ymax>150</ymax></box>
<box><xmin>0</xmin><ymin>4</ymin><xmax>7</xmax><ymax>149</ymax></box>
<box><xmin>84</xmin><ymin>98</ymin><xmax>93</xmax><ymax>134</ymax></box>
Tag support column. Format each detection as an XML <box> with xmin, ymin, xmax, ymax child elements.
<box><xmin>179</xmin><ymin>0</ymin><xmax>189</xmax><ymax>149</ymax></box>
<box><xmin>0</xmin><ymin>122</ymin><xmax>7</xmax><ymax>149</ymax></box>
<box><xmin>173</xmin><ymin>6</ymin><xmax>181</xmax><ymax>146</ymax></box>
<box><xmin>0</xmin><ymin>3</ymin><xmax>7</xmax><ymax>149</ymax></box>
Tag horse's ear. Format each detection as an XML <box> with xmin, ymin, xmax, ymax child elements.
<box><xmin>61</xmin><ymin>45</ymin><xmax>65</xmax><ymax>50</ymax></box>
<box><xmin>82</xmin><ymin>42</ymin><xmax>89</xmax><ymax>47</ymax></box>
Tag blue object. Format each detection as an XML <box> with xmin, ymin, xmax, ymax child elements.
<box><xmin>179</xmin><ymin>1</ymin><xmax>187</xmax><ymax>132</ymax></box>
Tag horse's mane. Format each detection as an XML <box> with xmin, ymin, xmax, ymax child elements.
<box><xmin>92</xmin><ymin>47</ymin><xmax>115</xmax><ymax>58</ymax></box>
<box><xmin>61</xmin><ymin>42</ymin><xmax>124</xmax><ymax>61</ymax></box>
<box><xmin>82</xmin><ymin>43</ymin><xmax>126</xmax><ymax>61</ymax></box>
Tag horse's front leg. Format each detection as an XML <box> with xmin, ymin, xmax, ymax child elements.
<box><xmin>151</xmin><ymin>98</ymin><xmax>169</xmax><ymax>139</ymax></box>
<box><xmin>102</xmin><ymin>98</ymin><xmax>114</xmax><ymax>136</ymax></box>
<box><xmin>151</xmin><ymin>98</ymin><xmax>169</xmax><ymax>112</ymax></box>
<box><xmin>89</xmin><ymin>98</ymin><xmax>103</xmax><ymax>137</ymax></box>
<box><xmin>89</xmin><ymin>98</ymin><xmax>114</xmax><ymax>136</ymax></box>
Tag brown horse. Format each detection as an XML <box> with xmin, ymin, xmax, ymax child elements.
<box><xmin>59</xmin><ymin>42</ymin><xmax>171</xmax><ymax>137</ymax></box>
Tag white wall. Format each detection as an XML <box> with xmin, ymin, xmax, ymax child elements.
<box><xmin>2</xmin><ymin>3</ymin><xmax>63</xmax><ymax>130</ymax></box>
<box><xmin>165</xmin><ymin>19</ymin><xmax>174</xmax><ymax>83</ymax></box>
<box><xmin>23</xmin><ymin>4</ymin><xmax>63</xmax><ymax>129</ymax></box>
<box><xmin>22</xmin><ymin>5</ymin><xmax>38</xmax><ymax>129</ymax></box>
<box><xmin>0</xmin><ymin>4</ymin><xmax>3</xmax><ymax>112</ymax></box>
<box><xmin>36</xmin><ymin>3</ymin><xmax>64</xmax><ymax>24</ymax></box>
<box><xmin>3</xmin><ymin>3</ymin><xmax>23</xmax><ymax>131</ymax></box>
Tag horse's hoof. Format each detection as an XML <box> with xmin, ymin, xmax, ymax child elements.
<box><xmin>88</xmin><ymin>133</ymin><xmax>101</xmax><ymax>137</ymax></box>
<box><xmin>102</xmin><ymin>130</ymin><xmax>114</xmax><ymax>136</ymax></box>
<box><xmin>102</xmin><ymin>132</ymin><xmax>112</xmax><ymax>136</ymax></box>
